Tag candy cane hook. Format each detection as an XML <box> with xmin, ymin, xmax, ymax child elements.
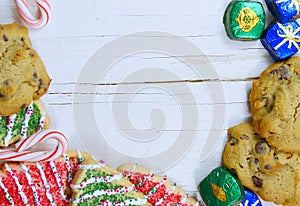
<box><xmin>14</xmin><ymin>0</ymin><xmax>51</xmax><ymax>28</ymax></box>
<box><xmin>0</xmin><ymin>130</ymin><xmax>68</xmax><ymax>162</ymax></box>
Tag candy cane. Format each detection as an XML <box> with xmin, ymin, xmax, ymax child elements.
<box><xmin>14</xmin><ymin>0</ymin><xmax>51</xmax><ymax>28</ymax></box>
<box><xmin>0</xmin><ymin>130</ymin><xmax>67</xmax><ymax>162</ymax></box>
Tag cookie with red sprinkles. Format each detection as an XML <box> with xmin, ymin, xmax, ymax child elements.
<box><xmin>117</xmin><ymin>164</ymin><xmax>199</xmax><ymax>206</ymax></box>
<box><xmin>0</xmin><ymin>150</ymin><xmax>88</xmax><ymax>206</ymax></box>
<box><xmin>70</xmin><ymin>155</ymin><xmax>149</xmax><ymax>206</ymax></box>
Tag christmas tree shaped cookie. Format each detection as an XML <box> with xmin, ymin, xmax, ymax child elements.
<box><xmin>118</xmin><ymin>164</ymin><xmax>199</xmax><ymax>206</ymax></box>
<box><xmin>0</xmin><ymin>100</ymin><xmax>50</xmax><ymax>147</ymax></box>
<box><xmin>70</xmin><ymin>156</ymin><xmax>149</xmax><ymax>206</ymax></box>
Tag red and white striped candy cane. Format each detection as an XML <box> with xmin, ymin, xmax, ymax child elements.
<box><xmin>0</xmin><ymin>130</ymin><xmax>67</xmax><ymax>162</ymax></box>
<box><xmin>14</xmin><ymin>0</ymin><xmax>51</xmax><ymax>28</ymax></box>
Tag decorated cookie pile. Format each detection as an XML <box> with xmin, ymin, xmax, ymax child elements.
<box><xmin>219</xmin><ymin>2</ymin><xmax>300</xmax><ymax>204</ymax></box>
<box><xmin>223</xmin><ymin>0</ymin><xmax>300</xmax><ymax>61</ymax></box>
<box><xmin>204</xmin><ymin>57</ymin><xmax>300</xmax><ymax>206</ymax></box>
<box><xmin>0</xmin><ymin>21</ymin><xmax>201</xmax><ymax>206</ymax></box>
<box><xmin>0</xmin><ymin>22</ymin><xmax>51</xmax><ymax>148</ymax></box>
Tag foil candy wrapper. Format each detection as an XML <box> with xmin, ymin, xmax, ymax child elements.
<box><xmin>239</xmin><ymin>188</ymin><xmax>262</xmax><ymax>206</ymax></box>
<box><xmin>198</xmin><ymin>167</ymin><xmax>244</xmax><ymax>206</ymax></box>
<box><xmin>223</xmin><ymin>0</ymin><xmax>265</xmax><ymax>40</ymax></box>
<box><xmin>261</xmin><ymin>20</ymin><xmax>300</xmax><ymax>61</ymax></box>
<box><xmin>265</xmin><ymin>0</ymin><xmax>300</xmax><ymax>23</ymax></box>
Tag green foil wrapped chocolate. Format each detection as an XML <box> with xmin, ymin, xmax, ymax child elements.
<box><xmin>198</xmin><ymin>167</ymin><xmax>244</xmax><ymax>206</ymax></box>
<box><xmin>223</xmin><ymin>0</ymin><xmax>266</xmax><ymax>40</ymax></box>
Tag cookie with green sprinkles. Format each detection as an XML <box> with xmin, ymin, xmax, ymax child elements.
<box><xmin>70</xmin><ymin>155</ymin><xmax>149</xmax><ymax>206</ymax></box>
<box><xmin>0</xmin><ymin>99</ymin><xmax>50</xmax><ymax>147</ymax></box>
<box><xmin>223</xmin><ymin>0</ymin><xmax>265</xmax><ymax>40</ymax></box>
<box><xmin>117</xmin><ymin>163</ymin><xmax>199</xmax><ymax>206</ymax></box>
<box><xmin>198</xmin><ymin>167</ymin><xmax>244</xmax><ymax>206</ymax></box>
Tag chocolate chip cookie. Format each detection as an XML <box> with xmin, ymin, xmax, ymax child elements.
<box><xmin>223</xmin><ymin>122</ymin><xmax>300</xmax><ymax>205</ymax></box>
<box><xmin>0</xmin><ymin>22</ymin><xmax>51</xmax><ymax>116</ymax></box>
<box><xmin>250</xmin><ymin>56</ymin><xmax>300</xmax><ymax>152</ymax></box>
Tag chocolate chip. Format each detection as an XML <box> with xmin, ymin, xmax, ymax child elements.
<box><xmin>246</xmin><ymin>157</ymin><xmax>252</xmax><ymax>161</ymax></box>
<box><xmin>255</xmin><ymin>141</ymin><xmax>269</xmax><ymax>154</ymax></box>
<box><xmin>279</xmin><ymin>65</ymin><xmax>290</xmax><ymax>80</ymax></box>
<box><xmin>37</xmin><ymin>78</ymin><xmax>43</xmax><ymax>91</ymax></box>
<box><xmin>20</xmin><ymin>37</ymin><xmax>24</xmax><ymax>42</ymax></box>
<box><xmin>241</xmin><ymin>134</ymin><xmax>249</xmax><ymax>140</ymax></box>
<box><xmin>2</xmin><ymin>34</ymin><xmax>8</xmax><ymax>41</ymax></box>
<box><xmin>238</xmin><ymin>163</ymin><xmax>244</xmax><ymax>168</ymax></box>
<box><xmin>33</xmin><ymin>72</ymin><xmax>38</xmax><ymax>79</ymax></box>
<box><xmin>252</xmin><ymin>176</ymin><xmax>263</xmax><ymax>187</ymax></box>
<box><xmin>270</xmin><ymin>69</ymin><xmax>278</xmax><ymax>75</ymax></box>
<box><xmin>254</xmin><ymin>158</ymin><xmax>259</xmax><ymax>165</ymax></box>
<box><xmin>272</xmin><ymin>149</ymin><xmax>279</xmax><ymax>160</ymax></box>
<box><xmin>263</xmin><ymin>97</ymin><xmax>269</xmax><ymax>107</ymax></box>
<box><xmin>29</xmin><ymin>53</ymin><xmax>34</xmax><ymax>57</ymax></box>
<box><xmin>230</xmin><ymin>137</ymin><xmax>238</xmax><ymax>146</ymax></box>
<box><xmin>20</xmin><ymin>104</ymin><xmax>26</xmax><ymax>109</ymax></box>
<box><xmin>3</xmin><ymin>80</ymin><xmax>9</xmax><ymax>87</ymax></box>
<box><xmin>264</xmin><ymin>164</ymin><xmax>272</xmax><ymax>170</ymax></box>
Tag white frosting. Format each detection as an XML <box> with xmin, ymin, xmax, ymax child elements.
<box><xmin>0</xmin><ymin>177</ymin><xmax>14</xmax><ymax>205</ymax></box>
<box><xmin>102</xmin><ymin>198</ymin><xmax>147</xmax><ymax>205</ymax></box>
<box><xmin>77</xmin><ymin>150</ymin><xmax>84</xmax><ymax>163</ymax></box>
<box><xmin>5</xmin><ymin>164</ymin><xmax>29</xmax><ymax>205</ymax></box>
<box><xmin>71</xmin><ymin>173</ymin><xmax>123</xmax><ymax>189</ymax></box>
<box><xmin>21</xmin><ymin>163</ymin><xmax>40</xmax><ymax>205</ymax></box>
<box><xmin>63</xmin><ymin>154</ymin><xmax>73</xmax><ymax>183</ymax></box>
<box><xmin>49</xmin><ymin>161</ymin><xmax>67</xmax><ymax>201</ymax></box>
<box><xmin>4</xmin><ymin>114</ymin><xmax>17</xmax><ymax>147</ymax></box>
<box><xmin>36</xmin><ymin>162</ymin><xmax>55</xmax><ymax>206</ymax></box>
<box><xmin>77</xmin><ymin>163</ymin><xmax>106</xmax><ymax>170</ymax></box>
<box><xmin>38</xmin><ymin>111</ymin><xmax>46</xmax><ymax>130</ymax></box>
<box><xmin>20</xmin><ymin>102</ymin><xmax>34</xmax><ymax>140</ymax></box>
<box><xmin>71</xmin><ymin>185</ymin><xmax>135</xmax><ymax>204</ymax></box>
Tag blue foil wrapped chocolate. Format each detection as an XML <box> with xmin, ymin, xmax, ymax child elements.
<box><xmin>261</xmin><ymin>20</ymin><xmax>300</xmax><ymax>61</ymax></box>
<box><xmin>265</xmin><ymin>0</ymin><xmax>300</xmax><ymax>23</ymax></box>
<box><xmin>239</xmin><ymin>188</ymin><xmax>262</xmax><ymax>206</ymax></box>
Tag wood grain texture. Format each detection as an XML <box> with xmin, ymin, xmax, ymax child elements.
<box><xmin>1</xmin><ymin>0</ymin><xmax>284</xmax><ymax>205</ymax></box>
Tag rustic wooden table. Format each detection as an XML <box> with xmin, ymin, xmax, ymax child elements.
<box><xmin>2</xmin><ymin>0</ymin><xmax>281</xmax><ymax>205</ymax></box>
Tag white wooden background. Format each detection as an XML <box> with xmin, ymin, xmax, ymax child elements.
<box><xmin>1</xmin><ymin>0</ymin><xmax>283</xmax><ymax>205</ymax></box>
